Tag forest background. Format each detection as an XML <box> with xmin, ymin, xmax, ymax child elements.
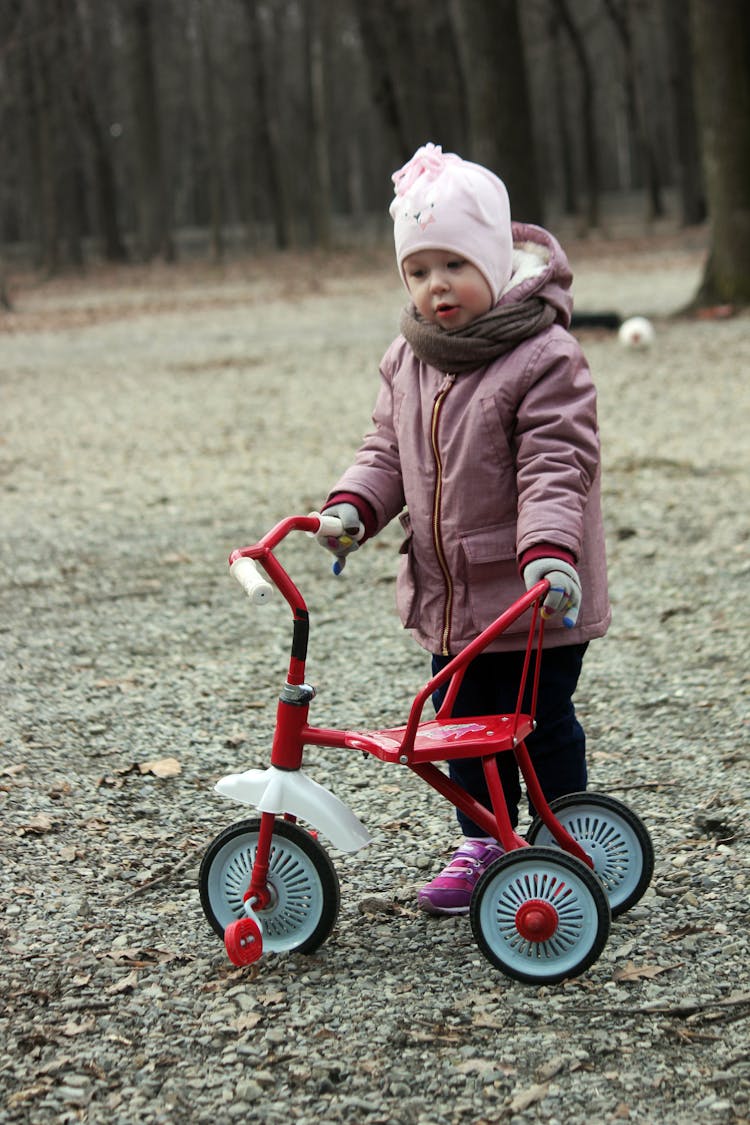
<box><xmin>1</xmin><ymin>0</ymin><xmax>749</xmax><ymax>310</ymax></box>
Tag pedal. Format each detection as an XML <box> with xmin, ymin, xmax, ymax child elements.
<box><xmin>224</xmin><ymin>916</ymin><xmax>263</xmax><ymax>966</ymax></box>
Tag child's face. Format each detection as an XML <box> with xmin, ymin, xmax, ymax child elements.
<box><xmin>403</xmin><ymin>249</ymin><xmax>493</xmax><ymax>329</ymax></box>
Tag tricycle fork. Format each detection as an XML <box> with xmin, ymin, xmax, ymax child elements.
<box><xmin>222</xmin><ymin>810</ymin><xmax>278</xmax><ymax>967</ymax></box>
<box><xmin>243</xmin><ymin>810</ymin><xmax>277</xmax><ymax>910</ymax></box>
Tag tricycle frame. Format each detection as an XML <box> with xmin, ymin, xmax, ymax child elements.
<box><xmin>201</xmin><ymin>514</ymin><xmax>653</xmax><ymax>981</ymax></box>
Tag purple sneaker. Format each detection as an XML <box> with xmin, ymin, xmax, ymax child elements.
<box><xmin>418</xmin><ymin>839</ymin><xmax>504</xmax><ymax>915</ymax></box>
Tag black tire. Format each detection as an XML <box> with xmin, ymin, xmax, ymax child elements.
<box><xmin>526</xmin><ymin>792</ymin><xmax>654</xmax><ymax>917</ymax></box>
<box><xmin>199</xmin><ymin>818</ymin><xmax>340</xmax><ymax>955</ymax></box>
<box><xmin>470</xmin><ymin>847</ymin><xmax>611</xmax><ymax>985</ymax></box>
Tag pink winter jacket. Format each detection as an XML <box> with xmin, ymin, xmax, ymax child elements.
<box><xmin>329</xmin><ymin>223</ymin><xmax>611</xmax><ymax>656</ymax></box>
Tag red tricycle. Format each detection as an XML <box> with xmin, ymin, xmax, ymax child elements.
<box><xmin>199</xmin><ymin>513</ymin><xmax>653</xmax><ymax>984</ymax></box>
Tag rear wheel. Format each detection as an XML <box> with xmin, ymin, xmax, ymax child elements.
<box><xmin>471</xmin><ymin>847</ymin><xmax>610</xmax><ymax>984</ymax></box>
<box><xmin>526</xmin><ymin>792</ymin><xmax>654</xmax><ymax>917</ymax></box>
<box><xmin>199</xmin><ymin>818</ymin><xmax>340</xmax><ymax>955</ymax></box>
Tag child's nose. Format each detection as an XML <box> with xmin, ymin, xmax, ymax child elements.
<box><xmin>429</xmin><ymin>270</ymin><xmax>449</xmax><ymax>292</ymax></box>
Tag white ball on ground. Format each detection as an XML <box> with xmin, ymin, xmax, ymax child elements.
<box><xmin>618</xmin><ymin>316</ymin><xmax>655</xmax><ymax>348</ymax></box>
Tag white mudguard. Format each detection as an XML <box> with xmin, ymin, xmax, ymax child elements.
<box><xmin>214</xmin><ymin>766</ymin><xmax>372</xmax><ymax>853</ymax></box>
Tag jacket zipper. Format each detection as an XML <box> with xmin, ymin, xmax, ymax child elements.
<box><xmin>430</xmin><ymin>374</ymin><xmax>456</xmax><ymax>656</ymax></box>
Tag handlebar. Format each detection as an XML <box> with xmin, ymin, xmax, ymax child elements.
<box><xmin>228</xmin><ymin>514</ymin><xmax>551</xmax><ymax>699</ymax></box>
<box><xmin>229</xmin><ymin>513</ymin><xmax>344</xmax><ymax>606</ymax></box>
<box><xmin>229</xmin><ymin>514</ymin><xmax>550</xmax><ymax>638</ymax></box>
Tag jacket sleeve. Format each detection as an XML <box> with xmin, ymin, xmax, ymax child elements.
<box><xmin>513</xmin><ymin>329</ymin><xmax>600</xmax><ymax>561</ymax></box>
<box><xmin>327</xmin><ymin>344</ymin><xmax>407</xmax><ymax>533</ymax></box>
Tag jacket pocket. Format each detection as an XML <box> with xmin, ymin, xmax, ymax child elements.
<box><xmin>479</xmin><ymin>394</ymin><xmax>515</xmax><ymax>468</ymax></box>
<box><xmin>396</xmin><ymin>510</ymin><xmax>419</xmax><ymax>628</ymax></box>
<box><xmin>397</xmin><ymin>509</ymin><xmax>412</xmax><ymax>550</ymax></box>
<box><xmin>460</xmin><ymin>523</ymin><xmax>517</xmax><ymax>566</ymax></box>
<box><xmin>459</xmin><ymin>523</ymin><xmax>525</xmax><ymax>635</ymax></box>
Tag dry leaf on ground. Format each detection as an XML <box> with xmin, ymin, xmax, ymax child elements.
<box><xmin>613</xmin><ymin>960</ymin><xmax>682</xmax><ymax>982</ymax></box>
<box><xmin>16</xmin><ymin>813</ymin><xmax>55</xmax><ymax>835</ymax></box>
<box><xmin>509</xmin><ymin>1081</ymin><xmax>551</xmax><ymax>1112</ymax></box>
<box><xmin>138</xmin><ymin>757</ymin><xmax>181</xmax><ymax>778</ymax></box>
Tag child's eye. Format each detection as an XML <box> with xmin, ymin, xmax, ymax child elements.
<box><xmin>408</xmin><ymin>268</ymin><xmax>426</xmax><ymax>279</ymax></box>
<box><xmin>447</xmin><ymin>259</ymin><xmax>465</xmax><ymax>270</ymax></box>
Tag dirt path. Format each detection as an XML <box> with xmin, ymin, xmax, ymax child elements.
<box><xmin>2</xmin><ymin>237</ymin><xmax>749</xmax><ymax>1124</ymax></box>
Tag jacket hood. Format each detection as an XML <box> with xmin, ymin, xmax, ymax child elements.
<box><xmin>499</xmin><ymin>222</ymin><xmax>574</xmax><ymax>329</ymax></box>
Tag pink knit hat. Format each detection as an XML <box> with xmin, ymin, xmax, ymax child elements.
<box><xmin>390</xmin><ymin>143</ymin><xmax>513</xmax><ymax>305</ymax></box>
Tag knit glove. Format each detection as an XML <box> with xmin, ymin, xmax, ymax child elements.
<box><xmin>315</xmin><ymin>502</ymin><xmax>364</xmax><ymax>573</ymax></box>
<box><xmin>522</xmin><ymin>557</ymin><xmax>582</xmax><ymax>628</ymax></box>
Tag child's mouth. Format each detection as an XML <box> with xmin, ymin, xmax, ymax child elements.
<box><xmin>436</xmin><ymin>303</ymin><xmax>458</xmax><ymax>319</ymax></box>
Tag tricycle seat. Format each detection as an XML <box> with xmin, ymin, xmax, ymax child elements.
<box><xmin>344</xmin><ymin>714</ymin><xmax>534</xmax><ymax>764</ymax></box>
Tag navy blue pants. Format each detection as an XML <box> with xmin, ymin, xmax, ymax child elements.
<box><xmin>431</xmin><ymin>644</ymin><xmax>588</xmax><ymax>835</ymax></box>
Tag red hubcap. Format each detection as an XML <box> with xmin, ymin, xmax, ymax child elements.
<box><xmin>515</xmin><ymin>899</ymin><xmax>559</xmax><ymax>942</ymax></box>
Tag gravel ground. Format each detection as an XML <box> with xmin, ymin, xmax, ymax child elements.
<box><xmin>1</xmin><ymin>235</ymin><xmax>749</xmax><ymax>1124</ymax></box>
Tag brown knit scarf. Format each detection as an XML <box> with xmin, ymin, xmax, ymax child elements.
<box><xmin>400</xmin><ymin>297</ymin><xmax>557</xmax><ymax>374</ymax></box>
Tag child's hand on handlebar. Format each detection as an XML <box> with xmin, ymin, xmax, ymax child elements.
<box><xmin>315</xmin><ymin>503</ymin><xmax>365</xmax><ymax>572</ymax></box>
<box><xmin>522</xmin><ymin>557</ymin><xmax>582</xmax><ymax>628</ymax></box>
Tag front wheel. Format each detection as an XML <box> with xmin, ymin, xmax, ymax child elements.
<box><xmin>470</xmin><ymin>847</ymin><xmax>610</xmax><ymax>984</ymax></box>
<box><xmin>526</xmin><ymin>792</ymin><xmax>654</xmax><ymax>917</ymax></box>
<box><xmin>199</xmin><ymin>818</ymin><xmax>340</xmax><ymax>955</ymax></box>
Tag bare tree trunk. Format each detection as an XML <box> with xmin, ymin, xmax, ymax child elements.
<box><xmin>420</xmin><ymin>1</ymin><xmax>468</xmax><ymax>153</ymax></box>
<box><xmin>198</xmin><ymin>0</ymin><xmax>224</xmax><ymax>261</ymax></box>
<box><xmin>0</xmin><ymin>254</ymin><xmax>11</xmax><ymax>311</ymax></box>
<box><xmin>242</xmin><ymin>0</ymin><xmax>293</xmax><ymax>249</ymax></box>
<box><xmin>602</xmin><ymin>0</ymin><xmax>664</xmax><ymax>220</ymax></box>
<box><xmin>551</xmin><ymin>0</ymin><xmax>600</xmax><ymax>230</ymax></box>
<box><xmin>65</xmin><ymin>0</ymin><xmax>128</xmax><ymax>261</ymax></box>
<box><xmin>350</xmin><ymin>0</ymin><xmax>413</xmax><ymax>167</ymax></box>
<box><xmin>61</xmin><ymin>151</ymin><xmax>86</xmax><ymax>269</ymax></box>
<box><xmin>346</xmin><ymin>137</ymin><xmax>366</xmax><ymax>227</ymax></box>
<box><xmin>85</xmin><ymin>102</ymin><xmax>129</xmax><ymax>262</ymax></box>
<box><xmin>57</xmin><ymin>0</ymin><xmax>128</xmax><ymax>264</ymax></box>
<box><xmin>127</xmin><ymin>0</ymin><xmax>173</xmax><ymax>261</ymax></box>
<box><xmin>304</xmin><ymin>0</ymin><xmax>332</xmax><ymax>248</ymax></box>
<box><xmin>548</xmin><ymin>9</ymin><xmax>577</xmax><ymax>217</ymax></box>
<box><xmin>661</xmin><ymin>0</ymin><xmax>704</xmax><ymax>227</ymax></box>
<box><xmin>68</xmin><ymin>4</ymin><xmax>129</xmax><ymax>268</ymax></box>
<box><xmin>690</xmin><ymin>0</ymin><xmax>750</xmax><ymax>306</ymax></box>
<box><xmin>452</xmin><ymin>0</ymin><xmax>543</xmax><ymax>223</ymax></box>
<box><xmin>25</xmin><ymin>0</ymin><xmax>60</xmax><ymax>271</ymax></box>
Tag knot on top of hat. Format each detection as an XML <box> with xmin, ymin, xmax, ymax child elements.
<box><xmin>391</xmin><ymin>143</ymin><xmax>460</xmax><ymax>197</ymax></box>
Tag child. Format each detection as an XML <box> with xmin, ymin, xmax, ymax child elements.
<box><xmin>316</xmin><ymin>143</ymin><xmax>610</xmax><ymax>915</ymax></box>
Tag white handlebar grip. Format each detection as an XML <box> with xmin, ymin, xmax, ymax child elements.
<box><xmin>230</xmin><ymin>557</ymin><xmax>273</xmax><ymax>604</ymax></box>
<box><xmin>312</xmin><ymin>512</ymin><xmax>365</xmax><ymax>543</ymax></box>
<box><xmin>309</xmin><ymin>511</ymin><xmax>345</xmax><ymax>539</ymax></box>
